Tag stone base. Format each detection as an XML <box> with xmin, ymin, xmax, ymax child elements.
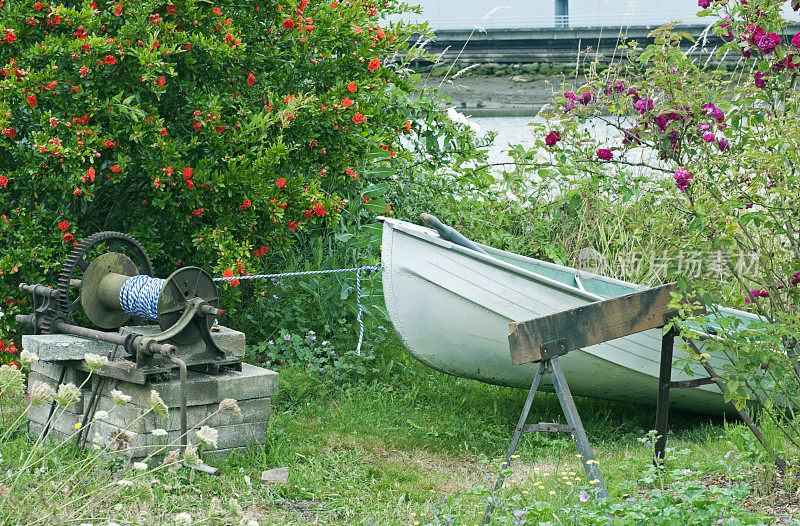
<box><xmin>24</xmin><ymin>331</ymin><xmax>277</xmax><ymax>459</ymax></box>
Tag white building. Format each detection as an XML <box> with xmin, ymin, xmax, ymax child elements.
<box><xmin>398</xmin><ymin>0</ymin><xmax>708</xmax><ymax>29</ymax></box>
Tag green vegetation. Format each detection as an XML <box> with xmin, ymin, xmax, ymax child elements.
<box><xmin>0</xmin><ymin>345</ymin><xmax>792</xmax><ymax>524</ymax></box>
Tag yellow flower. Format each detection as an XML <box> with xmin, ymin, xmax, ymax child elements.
<box><xmin>565</xmin><ymin>481</ymin><xmax>573</xmax><ymax>486</ymax></box>
<box><xmin>522</xmin><ymin>490</ymin><xmax>529</xmax><ymax>495</ymax></box>
<box><xmin>548</xmin><ymin>490</ymin><xmax>556</xmax><ymax>495</ymax></box>
<box><xmin>586</xmin><ymin>460</ymin><xmax>599</xmax><ymax>465</ymax></box>
<box><xmin>74</xmin><ymin>422</ymin><xmax>81</xmax><ymax>429</ymax></box>
<box><xmin>568</xmin><ymin>472</ymin><xmax>576</xmax><ymax>476</ymax></box>
<box><xmin>589</xmin><ymin>479</ymin><xmax>600</xmax><ymax>484</ymax></box>
<box><xmin>575</xmin><ymin>454</ymin><xmax>582</xmax><ymax>458</ymax></box>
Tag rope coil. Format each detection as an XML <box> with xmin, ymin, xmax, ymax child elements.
<box><xmin>119</xmin><ymin>274</ymin><xmax>166</xmax><ymax>321</ymax></box>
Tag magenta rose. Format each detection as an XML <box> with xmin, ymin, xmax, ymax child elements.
<box><xmin>596</xmin><ymin>148</ymin><xmax>613</xmax><ymax>160</ymax></box>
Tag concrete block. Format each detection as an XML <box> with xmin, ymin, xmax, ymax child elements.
<box><xmin>98</xmin><ymin>363</ymin><xmax>278</xmax><ymax>408</ymax></box>
<box><xmin>23</xmin><ymin>334</ymin><xmax>116</xmax><ymax>361</ymax></box>
<box><xmin>31</xmin><ymin>361</ymin><xmax>92</xmax><ymax>384</ymax></box>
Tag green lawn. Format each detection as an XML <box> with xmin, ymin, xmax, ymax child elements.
<box><xmin>0</xmin><ymin>340</ymin><xmax>792</xmax><ymax>525</ymax></box>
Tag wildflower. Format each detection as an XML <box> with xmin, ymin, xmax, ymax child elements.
<box><xmin>84</xmin><ymin>352</ymin><xmax>108</xmax><ymax>372</ymax></box>
<box><xmin>589</xmin><ymin>479</ymin><xmax>600</xmax><ymax>484</ymax></box>
<box><xmin>347</xmin><ymin>81</ymin><xmax>357</xmax><ymax>92</ymax></box>
<box><xmin>29</xmin><ymin>380</ymin><xmax>56</xmax><ymax>405</ymax></box>
<box><xmin>717</xmin><ymin>139</ymin><xmax>729</xmax><ymax>151</ymax></box>
<box><xmin>173</xmin><ymin>512</ymin><xmax>193</xmax><ymax>525</ymax></box>
<box><xmin>702</xmin><ymin>132</ymin><xmax>715</xmax><ymax>142</ymax></box>
<box><xmin>150</xmin><ymin>390</ymin><xmax>169</xmax><ymax>416</ymax></box>
<box><xmin>698</xmin><ymin>0</ymin><xmax>711</xmax><ymax>8</ymax></box>
<box><xmin>184</xmin><ymin>444</ymin><xmax>202</xmax><ymax>465</ymax></box>
<box><xmin>548</xmin><ymin>490</ymin><xmax>556</xmax><ymax>495</ymax></box>
<box><xmin>56</xmin><ymin>382</ymin><xmax>80</xmax><ymax>406</ymax></box>
<box><xmin>152</xmin><ymin>428</ymin><xmax>168</xmax><ymax>437</ymax></box>
<box><xmin>196</xmin><ymin>425</ymin><xmax>219</xmax><ymax>448</ymax></box>
<box><xmin>367</xmin><ymin>58</ymin><xmax>381</xmax><ymax>71</ymax></box>
<box><xmin>352</xmin><ymin>113</ymin><xmax>366</xmax><ymax>124</ymax></box>
<box><xmin>20</xmin><ymin>349</ymin><xmax>38</xmax><ymax>366</ymax></box>
<box><xmin>133</xmin><ymin>461</ymin><xmax>148</xmax><ymax>470</ymax></box>
<box><xmin>218</xmin><ymin>398</ymin><xmax>242</xmax><ymax>418</ymax></box>
<box><xmin>247</xmin><ymin>72</ymin><xmax>256</xmax><ymax>86</ymax></box>
<box><xmin>545</xmin><ymin>131</ymin><xmax>561</xmax><ymax>147</ymax></box>
<box><xmin>673</xmin><ymin>166</ymin><xmax>693</xmax><ymax>192</ymax></box>
<box><xmin>596</xmin><ymin>148</ymin><xmax>613</xmax><ymax>160</ymax></box>
<box><xmin>111</xmin><ymin>389</ymin><xmax>132</xmax><ymax>404</ymax></box>
<box><xmin>579</xmin><ymin>490</ymin><xmax>590</xmax><ymax>502</ymax></box>
<box><xmin>793</xmin><ymin>32</ymin><xmax>800</xmax><ymax>48</ymax></box>
<box><xmin>276</xmin><ymin>178</ymin><xmax>286</xmax><ymax>188</ymax></box>
<box><xmin>163</xmin><ymin>449</ymin><xmax>181</xmax><ymax>465</ymax></box>
<box><xmin>105</xmin><ymin>55</ymin><xmax>117</xmax><ymax>64</ymax></box>
<box><xmin>94</xmin><ymin>410</ymin><xmax>109</xmax><ymax>420</ymax></box>
<box><xmin>340</xmin><ymin>97</ymin><xmax>353</xmax><ymax>108</ymax></box>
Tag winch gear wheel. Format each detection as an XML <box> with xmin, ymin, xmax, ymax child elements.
<box><xmin>41</xmin><ymin>231</ymin><xmax>154</xmax><ymax>334</ymax></box>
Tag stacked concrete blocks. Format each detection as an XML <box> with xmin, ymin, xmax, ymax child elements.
<box><xmin>24</xmin><ymin>327</ymin><xmax>277</xmax><ymax>459</ymax></box>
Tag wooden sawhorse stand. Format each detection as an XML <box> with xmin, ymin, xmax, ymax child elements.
<box><xmin>483</xmin><ymin>284</ymin><xmax>699</xmax><ymax>523</ymax></box>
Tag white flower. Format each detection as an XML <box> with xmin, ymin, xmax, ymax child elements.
<box><xmin>133</xmin><ymin>462</ymin><xmax>148</xmax><ymax>471</ymax></box>
<box><xmin>183</xmin><ymin>444</ymin><xmax>202</xmax><ymax>466</ymax></box>
<box><xmin>445</xmin><ymin>107</ymin><xmax>468</xmax><ymax>125</ymax></box>
<box><xmin>218</xmin><ymin>398</ymin><xmax>242</xmax><ymax>418</ymax></box>
<box><xmin>196</xmin><ymin>426</ymin><xmax>218</xmax><ymax>448</ymax></box>
<box><xmin>56</xmin><ymin>383</ymin><xmax>80</xmax><ymax>407</ymax></box>
<box><xmin>0</xmin><ymin>364</ymin><xmax>24</xmax><ymax>395</ymax></box>
<box><xmin>110</xmin><ymin>389</ymin><xmax>132</xmax><ymax>404</ymax></box>
<box><xmin>116</xmin><ymin>479</ymin><xmax>134</xmax><ymax>487</ymax></box>
<box><xmin>150</xmin><ymin>390</ymin><xmax>168</xmax><ymax>417</ymax></box>
<box><xmin>93</xmin><ymin>410</ymin><xmax>109</xmax><ymax>421</ymax></box>
<box><xmin>163</xmin><ymin>449</ymin><xmax>181</xmax><ymax>466</ymax></box>
<box><xmin>84</xmin><ymin>353</ymin><xmax>108</xmax><ymax>372</ymax></box>
<box><xmin>20</xmin><ymin>349</ymin><xmax>39</xmax><ymax>366</ymax></box>
<box><xmin>29</xmin><ymin>380</ymin><xmax>56</xmax><ymax>406</ymax></box>
<box><xmin>172</xmin><ymin>512</ymin><xmax>192</xmax><ymax>526</ymax></box>
<box><xmin>152</xmin><ymin>428</ymin><xmax>168</xmax><ymax>437</ymax></box>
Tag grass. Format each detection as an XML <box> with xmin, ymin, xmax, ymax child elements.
<box><xmin>1</xmin><ymin>338</ymin><xmax>792</xmax><ymax>525</ymax></box>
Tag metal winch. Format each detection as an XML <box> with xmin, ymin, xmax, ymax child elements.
<box><xmin>17</xmin><ymin>231</ymin><xmax>242</xmax><ymax>383</ymax></box>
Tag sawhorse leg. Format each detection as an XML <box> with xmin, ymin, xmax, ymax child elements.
<box><xmin>654</xmin><ymin>327</ymin><xmax>675</xmax><ymax>463</ymax></box>
<box><xmin>482</xmin><ymin>357</ymin><xmax>608</xmax><ymax>525</ymax></box>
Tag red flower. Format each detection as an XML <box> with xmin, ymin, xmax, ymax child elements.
<box><xmin>287</xmin><ymin>221</ymin><xmax>298</xmax><ymax>231</ymax></box>
<box><xmin>367</xmin><ymin>58</ymin><xmax>381</xmax><ymax>71</ymax></box>
<box><xmin>404</xmin><ymin>121</ymin><xmax>411</xmax><ymax>131</ymax></box>
<box><xmin>304</xmin><ymin>209</ymin><xmax>313</xmax><ymax>218</ymax></box>
<box><xmin>313</xmin><ymin>203</ymin><xmax>326</xmax><ymax>217</ymax></box>
<box><xmin>214</xmin><ymin>125</ymin><xmax>225</xmax><ymax>133</ymax></box>
<box><xmin>192</xmin><ymin>120</ymin><xmax>201</xmax><ymax>131</ymax></box>
<box><xmin>166</xmin><ymin>4</ymin><xmax>177</xmax><ymax>14</ymax></box>
<box><xmin>596</xmin><ymin>148</ymin><xmax>613</xmax><ymax>161</ymax></box>
<box><xmin>26</xmin><ymin>94</ymin><xmax>37</xmax><ymax>107</ymax></box>
<box><xmin>183</xmin><ymin>167</ymin><xmax>193</xmax><ymax>180</ymax></box>
<box><xmin>347</xmin><ymin>82</ymin><xmax>357</xmax><ymax>92</ymax></box>
<box><xmin>222</xmin><ymin>268</ymin><xmax>239</xmax><ymax>286</ymax></box>
<box><xmin>212</xmin><ymin>7</ymin><xmax>222</xmax><ymax>15</ymax></box>
<box><xmin>79</xmin><ymin>65</ymin><xmax>89</xmax><ymax>76</ymax></box>
<box><xmin>247</xmin><ymin>72</ymin><xmax>256</xmax><ymax>86</ymax></box>
<box><xmin>331</xmin><ymin>0</ymin><xmax>339</xmax><ymax>7</ymax></box>
<box><xmin>239</xmin><ymin>199</ymin><xmax>251</xmax><ymax>209</ymax></box>
<box><xmin>104</xmin><ymin>55</ymin><xmax>117</xmax><ymax>64</ymax></box>
<box><xmin>82</xmin><ymin>167</ymin><xmax>95</xmax><ymax>182</ymax></box>
<box><xmin>63</xmin><ymin>232</ymin><xmax>74</xmax><ymax>242</ymax></box>
<box><xmin>276</xmin><ymin>178</ymin><xmax>286</xmax><ymax>188</ymax></box>
<box><xmin>192</xmin><ymin>207</ymin><xmax>204</xmax><ymax>217</ymax></box>
<box><xmin>0</xmin><ymin>175</ymin><xmax>7</xmax><ymax>187</ymax></box>
<box><xmin>157</xmin><ymin>76</ymin><xmax>165</xmax><ymax>87</ymax></box>
<box><xmin>73</xmin><ymin>187</ymin><xmax>82</xmax><ymax>195</ymax></box>
<box><xmin>110</xmin><ymin>165</ymin><xmax>121</xmax><ymax>173</ymax></box>
<box><xmin>159</xmin><ymin>128</ymin><xmax>167</xmax><ymax>136</ymax></box>
<box><xmin>113</xmin><ymin>3</ymin><xmax>122</xmax><ymax>15</ymax></box>
<box><xmin>34</xmin><ymin>2</ymin><xmax>43</xmax><ymax>11</ymax></box>
<box><xmin>3</xmin><ymin>30</ymin><xmax>17</xmax><ymax>44</ymax></box>
<box><xmin>352</xmin><ymin>113</ymin><xmax>366</xmax><ymax>124</ymax></box>
<box><xmin>283</xmin><ymin>19</ymin><xmax>295</xmax><ymax>29</ymax></box>
<box><xmin>58</xmin><ymin>220</ymin><xmax>69</xmax><ymax>231</ymax></box>
<box><xmin>340</xmin><ymin>97</ymin><xmax>353</xmax><ymax>108</ymax></box>
<box><xmin>102</xmin><ymin>139</ymin><xmax>114</xmax><ymax>148</ymax></box>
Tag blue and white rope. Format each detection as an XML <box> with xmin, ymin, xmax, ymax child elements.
<box><xmin>119</xmin><ymin>274</ymin><xmax>166</xmax><ymax>321</ymax></box>
<box><xmin>213</xmin><ymin>264</ymin><xmax>382</xmax><ymax>355</ymax></box>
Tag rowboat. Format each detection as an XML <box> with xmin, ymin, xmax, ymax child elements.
<box><xmin>379</xmin><ymin>215</ymin><xmax>758</xmax><ymax>416</ymax></box>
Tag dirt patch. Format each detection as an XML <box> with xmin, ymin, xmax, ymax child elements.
<box><xmin>705</xmin><ymin>469</ymin><xmax>800</xmax><ymax>523</ymax></box>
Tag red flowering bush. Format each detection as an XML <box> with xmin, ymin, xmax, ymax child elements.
<box><xmin>0</xmin><ymin>0</ymin><xmax>430</xmax><ymax>351</ymax></box>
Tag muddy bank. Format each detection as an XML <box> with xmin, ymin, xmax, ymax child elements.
<box><xmin>418</xmin><ymin>75</ymin><xmax>578</xmax><ymax>116</ymax></box>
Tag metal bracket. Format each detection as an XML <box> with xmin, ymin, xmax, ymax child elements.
<box><xmin>538</xmin><ymin>337</ymin><xmax>569</xmax><ymax>362</ymax></box>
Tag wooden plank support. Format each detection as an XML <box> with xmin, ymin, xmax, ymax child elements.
<box><xmin>523</xmin><ymin>422</ymin><xmax>573</xmax><ymax>433</ymax></box>
<box><xmin>508</xmin><ymin>283</ymin><xmax>706</xmax><ymax>366</ymax></box>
